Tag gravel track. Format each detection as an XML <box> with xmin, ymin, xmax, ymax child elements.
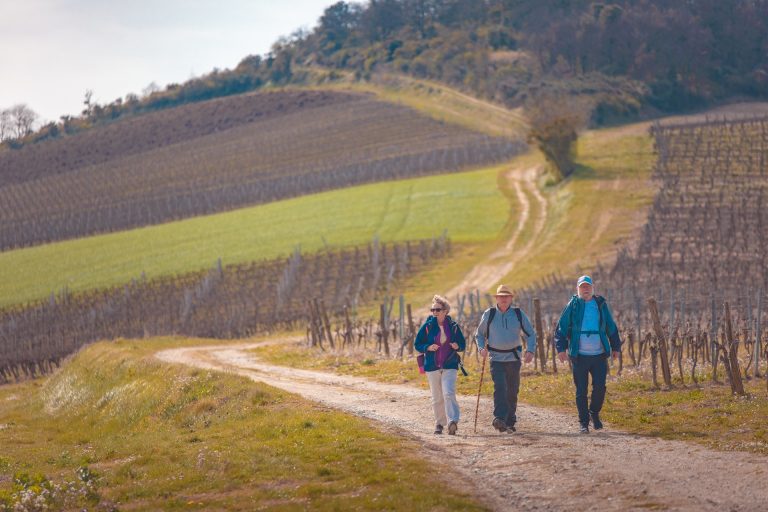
<box><xmin>157</xmin><ymin>342</ymin><xmax>768</xmax><ymax>512</ymax></box>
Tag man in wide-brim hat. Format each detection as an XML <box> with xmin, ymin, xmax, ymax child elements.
<box><xmin>475</xmin><ymin>284</ymin><xmax>537</xmax><ymax>433</ymax></box>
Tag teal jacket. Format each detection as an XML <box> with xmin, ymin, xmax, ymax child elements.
<box><xmin>554</xmin><ymin>295</ymin><xmax>622</xmax><ymax>357</ymax></box>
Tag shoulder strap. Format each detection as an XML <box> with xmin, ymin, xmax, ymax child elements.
<box><xmin>514</xmin><ymin>307</ymin><xmax>531</xmax><ymax>337</ymax></box>
<box><xmin>567</xmin><ymin>296</ymin><xmax>577</xmax><ymax>341</ymax></box>
<box><xmin>594</xmin><ymin>295</ymin><xmax>605</xmax><ymax>328</ymax></box>
<box><xmin>485</xmin><ymin>307</ymin><xmax>497</xmax><ymax>345</ymax></box>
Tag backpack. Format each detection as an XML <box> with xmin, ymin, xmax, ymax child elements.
<box><xmin>484</xmin><ymin>306</ymin><xmax>530</xmax><ymax>341</ymax></box>
<box><xmin>484</xmin><ymin>307</ymin><xmax>530</xmax><ymax>361</ymax></box>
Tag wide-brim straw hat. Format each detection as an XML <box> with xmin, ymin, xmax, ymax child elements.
<box><xmin>494</xmin><ymin>284</ymin><xmax>514</xmax><ymax>296</ymax></box>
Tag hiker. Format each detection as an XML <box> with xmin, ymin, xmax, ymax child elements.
<box><xmin>554</xmin><ymin>275</ymin><xmax>622</xmax><ymax>434</ymax></box>
<box><xmin>414</xmin><ymin>295</ymin><xmax>467</xmax><ymax>435</ymax></box>
<box><xmin>475</xmin><ymin>285</ymin><xmax>536</xmax><ymax>433</ymax></box>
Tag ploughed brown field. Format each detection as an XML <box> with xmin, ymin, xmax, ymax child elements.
<box><xmin>0</xmin><ymin>90</ymin><xmax>522</xmax><ymax>250</ymax></box>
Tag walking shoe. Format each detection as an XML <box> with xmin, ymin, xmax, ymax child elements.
<box><xmin>590</xmin><ymin>411</ymin><xmax>603</xmax><ymax>430</ymax></box>
<box><xmin>506</xmin><ymin>424</ymin><xmax>516</xmax><ymax>433</ymax></box>
<box><xmin>434</xmin><ymin>424</ymin><xmax>443</xmax><ymax>435</ymax></box>
<box><xmin>579</xmin><ymin>423</ymin><xmax>590</xmax><ymax>434</ymax></box>
<box><xmin>447</xmin><ymin>421</ymin><xmax>458</xmax><ymax>435</ymax></box>
<box><xmin>492</xmin><ymin>417</ymin><xmax>507</xmax><ymax>432</ymax></box>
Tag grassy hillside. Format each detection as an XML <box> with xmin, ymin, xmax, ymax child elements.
<box><xmin>362</xmin><ymin>121</ymin><xmax>658</xmax><ymax>313</ymax></box>
<box><xmin>0</xmin><ymin>337</ymin><xmax>486</xmax><ymax>510</ymax></box>
<box><xmin>0</xmin><ymin>89</ymin><xmax>521</xmax><ymax>250</ymax></box>
<box><xmin>498</xmin><ymin>123</ymin><xmax>657</xmax><ymax>291</ymax></box>
<box><xmin>0</xmin><ymin>164</ymin><xmax>509</xmax><ymax>308</ymax></box>
<box><xmin>0</xmin><ymin>72</ymin><xmax>665</xmax><ymax>328</ymax></box>
<box><xmin>303</xmin><ymin>70</ymin><xmax>529</xmax><ymax>138</ymax></box>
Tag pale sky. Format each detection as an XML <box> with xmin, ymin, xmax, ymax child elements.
<box><xmin>0</xmin><ymin>0</ymin><xmax>336</xmax><ymax>123</ymax></box>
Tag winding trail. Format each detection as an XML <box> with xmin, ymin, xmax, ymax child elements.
<box><xmin>426</xmin><ymin>166</ymin><xmax>546</xmax><ymax>318</ymax></box>
<box><xmin>158</xmin><ymin>342</ymin><xmax>768</xmax><ymax>512</ymax></box>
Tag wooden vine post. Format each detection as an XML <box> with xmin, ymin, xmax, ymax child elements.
<box><xmin>406</xmin><ymin>304</ymin><xmax>415</xmax><ymax>356</ymax></box>
<box><xmin>533</xmin><ymin>299</ymin><xmax>546</xmax><ymax>371</ymax></box>
<box><xmin>319</xmin><ymin>299</ymin><xmax>335</xmax><ymax>350</ymax></box>
<box><xmin>550</xmin><ymin>319</ymin><xmax>558</xmax><ymax>374</ymax></box>
<box><xmin>723</xmin><ymin>302</ymin><xmax>746</xmax><ymax>396</ymax></box>
<box><xmin>647</xmin><ymin>298</ymin><xmax>673</xmax><ymax>388</ymax></box>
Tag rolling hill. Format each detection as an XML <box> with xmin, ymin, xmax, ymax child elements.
<box><xmin>0</xmin><ymin>89</ymin><xmax>523</xmax><ymax>250</ymax></box>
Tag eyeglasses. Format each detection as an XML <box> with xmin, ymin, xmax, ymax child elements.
<box><xmin>430</xmin><ymin>308</ymin><xmax>444</xmax><ymax>313</ymax></box>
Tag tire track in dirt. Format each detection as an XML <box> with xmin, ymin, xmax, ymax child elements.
<box><xmin>157</xmin><ymin>342</ymin><xmax>768</xmax><ymax>512</ymax></box>
<box><xmin>430</xmin><ymin>166</ymin><xmax>546</xmax><ymax>317</ymax></box>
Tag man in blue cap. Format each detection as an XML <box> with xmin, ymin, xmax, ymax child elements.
<box><xmin>554</xmin><ymin>275</ymin><xmax>622</xmax><ymax>433</ymax></box>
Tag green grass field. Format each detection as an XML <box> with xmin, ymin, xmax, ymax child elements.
<box><xmin>0</xmin><ymin>337</ymin><xmax>487</xmax><ymax>511</ymax></box>
<box><xmin>0</xmin><ymin>164</ymin><xmax>509</xmax><ymax>308</ymax></box>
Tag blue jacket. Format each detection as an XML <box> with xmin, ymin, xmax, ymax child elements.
<box><xmin>414</xmin><ymin>315</ymin><xmax>466</xmax><ymax>372</ymax></box>
<box><xmin>554</xmin><ymin>295</ymin><xmax>622</xmax><ymax>357</ymax></box>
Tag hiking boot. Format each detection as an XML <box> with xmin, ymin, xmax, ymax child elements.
<box><xmin>434</xmin><ymin>424</ymin><xmax>443</xmax><ymax>435</ymax></box>
<box><xmin>506</xmin><ymin>424</ymin><xmax>516</xmax><ymax>433</ymax></box>
<box><xmin>579</xmin><ymin>423</ymin><xmax>590</xmax><ymax>434</ymax></box>
<box><xmin>492</xmin><ymin>417</ymin><xmax>507</xmax><ymax>433</ymax></box>
<box><xmin>590</xmin><ymin>411</ymin><xmax>603</xmax><ymax>430</ymax></box>
<box><xmin>447</xmin><ymin>421</ymin><xmax>458</xmax><ymax>435</ymax></box>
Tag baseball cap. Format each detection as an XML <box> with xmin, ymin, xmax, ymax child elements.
<box><xmin>577</xmin><ymin>275</ymin><xmax>593</xmax><ymax>287</ymax></box>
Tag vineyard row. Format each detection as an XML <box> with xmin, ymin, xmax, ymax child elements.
<box><xmin>0</xmin><ymin>237</ymin><xmax>450</xmax><ymax>383</ymax></box>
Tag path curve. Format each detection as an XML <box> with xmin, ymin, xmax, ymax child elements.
<box><xmin>427</xmin><ymin>166</ymin><xmax>546</xmax><ymax>317</ymax></box>
<box><xmin>158</xmin><ymin>342</ymin><xmax>768</xmax><ymax>512</ymax></box>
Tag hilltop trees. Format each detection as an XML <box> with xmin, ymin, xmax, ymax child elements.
<box><xmin>300</xmin><ymin>0</ymin><xmax>768</xmax><ymax>113</ymax></box>
<box><xmin>9</xmin><ymin>0</ymin><xmax>768</xmax><ymax>150</ymax></box>
<box><xmin>526</xmin><ymin>93</ymin><xmax>589</xmax><ymax>181</ymax></box>
<box><xmin>0</xmin><ymin>104</ymin><xmax>38</xmax><ymax>143</ymax></box>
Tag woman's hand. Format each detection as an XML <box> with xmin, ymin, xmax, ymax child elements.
<box><xmin>450</xmin><ymin>342</ymin><xmax>459</xmax><ymax>350</ymax></box>
<box><xmin>427</xmin><ymin>344</ymin><xmax>439</xmax><ymax>352</ymax></box>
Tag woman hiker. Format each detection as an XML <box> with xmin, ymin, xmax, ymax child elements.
<box><xmin>414</xmin><ymin>295</ymin><xmax>467</xmax><ymax>435</ymax></box>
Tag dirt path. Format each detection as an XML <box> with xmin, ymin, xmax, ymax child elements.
<box><xmin>431</xmin><ymin>166</ymin><xmax>545</xmax><ymax>316</ymax></box>
<box><xmin>158</xmin><ymin>342</ymin><xmax>768</xmax><ymax>512</ymax></box>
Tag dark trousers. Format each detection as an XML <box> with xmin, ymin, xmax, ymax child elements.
<box><xmin>490</xmin><ymin>360</ymin><xmax>521</xmax><ymax>426</ymax></box>
<box><xmin>571</xmin><ymin>354</ymin><xmax>608</xmax><ymax>425</ymax></box>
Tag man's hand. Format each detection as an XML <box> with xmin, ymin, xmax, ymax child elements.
<box><xmin>557</xmin><ymin>351</ymin><xmax>568</xmax><ymax>363</ymax></box>
<box><xmin>450</xmin><ymin>342</ymin><xmax>459</xmax><ymax>350</ymax></box>
<box><xmin>479</xmin><ymin>348</ymin><xmax>488</xmax><ymax>358</ymax></box>
<box><xmin>524</xmin><ymin>351</ymin><xmax>534</xmax><ymax>364</ymax></box>
<box><xmin>612</xmin><ymin>351</ymin><xmax>620</xmax><ymax>361</ymax></box>
<box><xmin>427</xmin><ymin>344</ymin><xmax>439</xmax><ymax>352</ymax></box>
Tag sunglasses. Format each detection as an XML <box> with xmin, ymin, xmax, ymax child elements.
<box><xmin>430</xmin><ymin>308</ymin><xmax>444</xmax><ymax>313</ymax></box>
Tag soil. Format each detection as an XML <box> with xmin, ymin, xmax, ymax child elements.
<box><xmin>157</xmin><ymin>342</ymin><xmax>768</xmax><ymax>512</ymax></box>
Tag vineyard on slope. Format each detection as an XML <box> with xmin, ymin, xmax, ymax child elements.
<box><xmin>512</xmin><ymin>116</ymin><xmax>768</xmax><ymax>390</ymax></box>
<box><xmin>0</xmin><ymin>90</ymin><xmax>523</xmax><ymax>250</ymax></box>
<box><xmin>0</xmin><ymin>236</ymin><xmax>450</xmax><ymax>382</ymax></box>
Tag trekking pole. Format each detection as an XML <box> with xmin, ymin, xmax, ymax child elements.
<box><xmin>473</xmin><ymin>348</ymin><xmax>488</xmax><ymax>433</ymax></box>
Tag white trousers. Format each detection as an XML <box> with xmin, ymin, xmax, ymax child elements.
<box><xmin>426</xmin><ymin>368</ymin><xmax>459</xmax><ymax>427</ymax></box>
